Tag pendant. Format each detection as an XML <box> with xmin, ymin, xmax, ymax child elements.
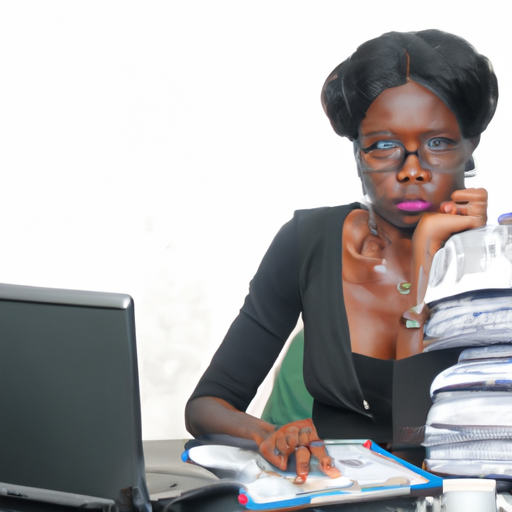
<box><xmin>397</xmin><ymin>282</ymin><xmax>411</xmax><ymax>295</ymax></box>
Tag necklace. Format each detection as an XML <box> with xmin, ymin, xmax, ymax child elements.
<box><xmin>397</xmin><ymin>282</ymin><xmax>411</xmax><ymax>295</ymax></box>
<box><xmin>366</xmin><ymin>206</ymin><xmax>412</xmax><ymax>295</ymax></box>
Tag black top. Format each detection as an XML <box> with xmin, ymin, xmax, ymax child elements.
<box><xmin>189</xmin><ymin>204</ymin><xmax>395</xmax><ymax>442</ymax></box>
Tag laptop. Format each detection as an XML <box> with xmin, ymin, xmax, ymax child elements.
<box><xmin>0</xmin><ymin>282</ymin><xmax>247</xmax><ymax>512</ymax></box>
<box><xmin>0</xmin><ymin>282</ymin><xmax>152</xmax><ymax>511</ymax></box>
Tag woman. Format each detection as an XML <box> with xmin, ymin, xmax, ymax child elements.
<box><xmin>185</xmin><ymin>30</ymin><xmax>497</xmax><ymax>483</ymax></box>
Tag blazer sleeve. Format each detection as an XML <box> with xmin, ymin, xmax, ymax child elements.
<box><xmin>188</xmin><ymin>214</ymin><xmax>302</xmax><ymax>411</ymax></box>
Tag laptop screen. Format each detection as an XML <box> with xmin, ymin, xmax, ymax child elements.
<box><xmin>0</xmin><ymin>283</ymin><xmax>150</xmax><ymax>511</ymax></box>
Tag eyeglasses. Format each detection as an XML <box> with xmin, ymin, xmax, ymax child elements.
<box><xmin>355</xmin><ymin>138</ymin><xmax>471</xmax><ymax>174</ymax></box>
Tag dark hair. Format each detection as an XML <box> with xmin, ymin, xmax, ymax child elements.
<box><xmin>321</xmin><ymin>30</ymin><xmax>498</xmax><ymax>140</ymax></box>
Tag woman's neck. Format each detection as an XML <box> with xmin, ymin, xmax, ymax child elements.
<box><xmin>370</xmin><ymin>210</ymin><xmax>415</xmax><ymax>246</ymax></box>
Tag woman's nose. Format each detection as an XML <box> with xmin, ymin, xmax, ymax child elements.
<box><xmin>396</xmin><ymin>154</ymin><xmax>432</xmax><ymax>183</ymax></box>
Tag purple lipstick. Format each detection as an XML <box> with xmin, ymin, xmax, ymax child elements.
<box><xmin>396</xmin><ymin>200</ymin><xmax>432</xmax><ymax>212</ymax></box>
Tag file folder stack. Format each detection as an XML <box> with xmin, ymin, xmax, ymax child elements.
<box><xmin>423</xmin><ymin>223</ymin><xmax>512</xmax><ymax>353</ymax></box>
<box><xmin>423</xmin><ymin>224</ymin><xmax>512</xmax><ymax>309</ymax></box>
<box><xmin>423</xmin><ymin>346</ymin><xmax>512</xmax><ymax>477</ymax></box>
<box><xmin>423</xmin><ymin>290</ymin><xmax>512</xmax><ymax>352</ymax></box>
<box><xmin>420</xmin><ymin>225</ymin><xmax>512</xmax><ymax>477</ymax></box>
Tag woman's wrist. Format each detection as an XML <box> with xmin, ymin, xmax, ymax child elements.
<box><xmin>251</xmin><ymin>421</ymin><xmax>277</xmax><ymax>446</ymax></box>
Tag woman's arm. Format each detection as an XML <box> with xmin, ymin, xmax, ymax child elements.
<box><xmin>185</xmin><ymin>396</ymin><xmax>275</xmax><ymax>445</ymax></box>
<box><xmin>412</xmin><ymin>188</ymin><xmax>488</xmax><ymax>306</ymax></box>
<box><xmin>396</xmin><ymin>188</ymin><xmax>488</xmax><ymax>358</ymax></box>
<box><xmin>184</xmin><ymin>212</ymin><xmax>341</xmax><ymax>482</ymax></box>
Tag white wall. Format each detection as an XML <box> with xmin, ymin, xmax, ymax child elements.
<box><xmin>0</xmin><ymin>1</ymin><xmax>509</xmax><ymax>439</ymax></box>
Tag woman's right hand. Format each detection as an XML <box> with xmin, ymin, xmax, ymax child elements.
<box><xmin>258</xmin><ymin>418</ymin><xmax>341</xmax><ymax>483</ymax></box>
<box><xmin>186</xmin><ymin>399</ymin><xmax>340</xmax><ymax>483</ymax></box>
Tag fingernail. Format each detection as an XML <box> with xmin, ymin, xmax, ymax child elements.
<box><xmin>294</xmin><ymin>476</ymin><xmax>305</xmax><ymax>484</ymax></box>
<box><xmin>405</xmin><ymin>319</ymin><xmax>421</xmax><ymax>329</ymax></box>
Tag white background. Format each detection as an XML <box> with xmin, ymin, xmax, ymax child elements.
<box><xmin>0</xmin><ymin>1</ymin><xmax>509</xmax><ymax>439</ymax></box>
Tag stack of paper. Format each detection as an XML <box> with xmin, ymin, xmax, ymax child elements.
<box><xmin>423</xmin><ymin>224</ymin><xmax>512</xmax><ymax>351</ymax></box>
<box><xmin>420</xmin><ymin>227</ymin><xmax>512</xmax><ymax>476</ymax></box>
<box><xmin>423</xmin><ymin>290</ymin><xmax>512</xmax><ymax>352</ymax></box>
<box><xmin>423</xmin><ymin>346</ymin><xmax>512</xmax><ymax>477</ymax></box>
<box><xmin>424</xmin><ymin>225</ymin><xmax>512</xmax><ymax>307</ymax></box>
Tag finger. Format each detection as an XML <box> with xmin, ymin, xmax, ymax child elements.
<box><xmin>440</xmin><ymin>195</ymin><xmax>487</xmax><ymax>219</ymax></box>
<box><xmin>309</xmin><ymin>441</ymin><xmax>341</xmax><ymax>479</ymax></box>
<box><xmin>450</xmin><ymin>187</ymin><xmax>487</xmax><ymax>202</ymax></box>
<box><xmin>451</xmin><ymin>187</ymin><xmax>488</xmax><ymax>202</ymax></box>
<box><xmin>308</xmin><ymin>439</ymin><xmax>327</xmax><ymax>461</ymax></box>
<box><xmin>319</xmin><ymin>455</ymin><xmax>342</xmax><ymax>478</ymax></box>
<box><xmin>440</xmin><ymin>203</ymin><xmax>456</xmax><ymax>215</ymax></box>
<box><xmin>275</xmin><ymin>430</ymin><xmax>295</xmax><ymax>455</ymax></box>
<box><xmin>259</xmin><ymin>439</ymin><xmax>289</xmax><ymax>470</ymax></box>
<box><xmin>259</xmin><ymin>429</ymin><xmax>293</xmax><ymax>470</ymax></box>
<box><xmin>294</xmin><ymin>446</ymin><xmax>311</xmax><ymax>484</ymax></box>
<box><xmin>452</xmin><ymin>202</ymin><xmax>487</xmax><ymax>218</ymax></box>
<box><xmin>449</xmin><ymin>203</ymin><xmax>469</xmax><ymax>216</ymax></box>
<box><xmin>286</xmin><ymin>419</ymin><xmax>315</xmax><ymax>447</ymax></box>
<box><xmin>298</xmin><ymin>427</ymin><xmax>313</xmax><ymax>447</ymax></box>
<box><xmin>259</xmin><ymin>419</ymin><xmax>320</xmax><ymax>473</ymax></box>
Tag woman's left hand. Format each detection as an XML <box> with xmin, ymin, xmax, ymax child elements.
<box><xmin>439</xmin><ymin>187</ymin><xmax>488</xmax><ymax>226</ymax></box>
<box><xmin>419</xmin><ymin>187</ymin><xmax>488</xmax><ymax>246</ymax></box>
<box><xmin>410</xmin><ymin>187</ymin><xmax>487</xmax><ymax>306</ymax></box>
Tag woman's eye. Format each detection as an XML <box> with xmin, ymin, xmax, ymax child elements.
<box><xmin>374</xmin><ymin>141</ymin><xmax>398</xmax><ymax>150</ymax></box>
<box><xmin>362</xmin><ymin>141</ymin><xmax>399</xmax><ymax>153</ymax></box>
<box><xmin>428</xmin><ymin>138</ymin><xmax>455</xmax><ymax>150</ymax></box>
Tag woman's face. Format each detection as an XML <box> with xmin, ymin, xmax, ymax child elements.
<box><xmin>356</xmin><ymin>81</ymin><xmax>477</xmax><ymax>230</ymax></box>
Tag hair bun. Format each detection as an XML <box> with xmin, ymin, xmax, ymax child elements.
<box><xmin>321</xmin><ymin>30</ymin><xmax>498</xmax><ymax>140</ymax></box>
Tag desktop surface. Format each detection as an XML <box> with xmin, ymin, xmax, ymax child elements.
<box><xmin>145</xmin><ymin>440</ymin><xmax>424</xmax><ymax>512</ymax></box>
<box><xmin>2</xmin><ymin>439</ymin><xmax>505</xmax><ymax>512</ymax></box>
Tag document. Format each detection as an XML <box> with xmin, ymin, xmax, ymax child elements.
<box><xmin>182</xmin><ymin>439</ymin><xmax>442</xmax><ymax>510</ymax></box>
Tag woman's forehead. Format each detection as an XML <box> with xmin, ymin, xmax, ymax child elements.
<box><xmin>358</xmin><ymin>81</ymin><xmax>461</xmax><ymax>139</ymax></box>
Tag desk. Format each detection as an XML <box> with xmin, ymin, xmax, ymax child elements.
<box><xmin>0</xmin><ymin>440</ymin><xmax>506</xmax><ymax>512</ymax></box>
<box><xmin>146</xmin><ymin>440</ymin><xmax>512</xmax><ymax>512</ymax></box>
<box><xmin>161</xmin><ymin>495</ymin><xmax>421</xmax><ymax>512</ymax></box>
<box><xmin>0</xmin><ymin>495</ymin><xmax>87</xmax><ymax>512</ymax></box>
<box><xmin>145</xmin><ymin>440</ymin><xmax>432</xmax><ymax>512</ymax></box>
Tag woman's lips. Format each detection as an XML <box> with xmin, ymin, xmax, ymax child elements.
<box><xmin>396</xmin><ymin>200</ymin><xmax>432</xmax><ymax>212</ymax></box>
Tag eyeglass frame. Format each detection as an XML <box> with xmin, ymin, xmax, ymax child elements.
<box><xmin>353</xmin><ymin>138</ymin><xmax>476</xmax><ymax>177</ymax></box>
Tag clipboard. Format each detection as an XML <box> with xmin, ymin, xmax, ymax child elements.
<box><xmin>182</xmin><ymin>439</ymin><xmax>443</xmax><ymax>510</ymax></box>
